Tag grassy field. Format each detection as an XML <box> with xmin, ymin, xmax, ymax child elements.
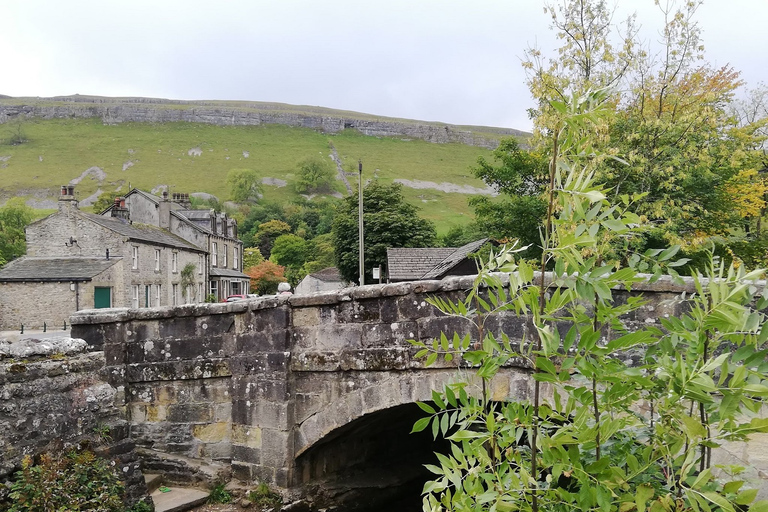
<box><xmin>0</xmin><ymin>118</ymin><xmax>499</xmax><ymax>235</ymax></box>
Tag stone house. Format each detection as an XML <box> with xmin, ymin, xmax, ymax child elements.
<box><xmin>101</xmin><ymin>189</ymin><xmax>249</xmax><ymax>300</ymax></box>
<box><xmin>294</xmin><ymin>267</ymin><xmax>346</xmax><ymax>295</ymax></box>
<box><xmin>0</xmin><ymin>187</ymin><xmax>209</xmax><ymax>330</ymax></box>
<box><xmin>386</xmin><ymin>238</ymin><xmax>491</xmax><ymax>282</ymax></box>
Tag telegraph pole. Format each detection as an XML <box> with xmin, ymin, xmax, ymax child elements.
<box><xmin>358</xmin><ymin>159</ymin><xmax>364</xmax><ymax>286</ymax></box>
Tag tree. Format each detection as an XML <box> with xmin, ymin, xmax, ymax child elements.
<box><xmin>227</xmin><ymin>168</ymin><xmax>262</xmax><ymax>203</ymax></box>
<box><xmin>522</xmin><ymin>0</ymin><xmax>768</xmax><ymax>255</ymax></box>
<box><xmin>245</xmin><ymin>260</ymin><xmax>286</xmax><ymax>295</ymax></box>
<box><xmin>294</xmin><ymin>156</ymin><xmax>335</xmax><ymax>194</ymax></box>
<box><xmin>332</xmin><ymin>181</ymin><xmax>436</xmax><ymax>284</ymax></box>
<box><xmin>0</xmin><ymin>198</ymin><xmax>33</xmax><ymax>267</ymax></box>
<box><xmin>180</xmin><ymin>263</ymin><xmax>196</xmax><ymax>302</ymax></box>
<box><xmin>90</xmin><ymin>191</ymin><xmax>116</xmax><ymax>214</ymax></box>
<box><xmin>250</xmin><ymin>220</ymin><xmax>292</xmax><ymax>260</ymax></box>
<box><xmin>270</xmin><ymin>233</ymin><xmax>309</xmax><ymax>286</ymax></box>
<box><xmin>412</xmin><ymin>88</ymin><xmax>768</xmax><ymax>512</ymax></box>
<box><xmin>242</xmin><ymin>247</ymin><xmax>265</xmax><ymax>269</ymax></box>
<box><xmin>470</xmin><ymin>138</ymin><xmax>550</xmax><ymax>258</ymax></box>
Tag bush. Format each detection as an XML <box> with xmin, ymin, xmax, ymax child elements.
<box><xmin>8</xmin><ymin>450</ymin><xmax>124</xmax><ymax>511</ymax></box>
<box><xmin>207</xmin><ymin>483</ymin><xmax>232</xmax><ymax>504</ymax></box>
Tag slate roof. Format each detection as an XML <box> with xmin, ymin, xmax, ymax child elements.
<box><xmin>422</xmin><ymin>238</ymin><xmax>489</xmax><ymax>279</ymax></box>
<box><xmin>387</xmin><ymin>238</ymin><xmax>490</xmax><ymax>282</ymax></box>
<box><xmin>209</xmin><ymin>267</ymin><xmax>251</xmax><ymax>279</ymax></box>
<box><xmin>0</xmin><ymin>257</ymin><xmax>120</xmax><ymax>282</ymax></box>
<box><xmin>386</xmin><ymin>248</ymin><xmax>455</xmax><ymax>282</ymax></box>
<box><xmin>308</xmin><ymin>267</ymin><xmax>343</xmax><ymax>282</ymax></box>
<box><xmin>82</xmin><ymin>212</ymin><xmax>205</xmax><ymax>252</ymax></box>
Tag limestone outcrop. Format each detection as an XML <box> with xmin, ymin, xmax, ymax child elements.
<box><xmin>0</xmin><ymin>96</ymin><xmax>528</xmax><ymax>149</ymax></box>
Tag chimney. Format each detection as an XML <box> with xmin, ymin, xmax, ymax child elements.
<box><xmin>111</xmin><ymin>196</ymin><xmax>129</xmax><ymax>220</ymax></box>
<box><xmin>58</xmin><ymin>185</ymin><xmax>79</xmax><ymax>213</ymax></box>
<box><xmin>159</xmin><ymin>192</ymin><xmax>171</xmax><ymax>229</ymax></box>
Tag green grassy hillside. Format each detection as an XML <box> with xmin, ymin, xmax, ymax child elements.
<box><xmin>0</xmin><ymin>117</ymin><xmax>500</xmax><ymax>234</ymax></box>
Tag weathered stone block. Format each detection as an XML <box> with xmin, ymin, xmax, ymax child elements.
<box><xmin>167</xmin><ymin>403</ymin><xmax>212</xmax><ymax>423</ymax></box>
<box><xmin>193</xmin><ymin>422</ymin><xmax>230</xmax><ymax>443</ymax></box>
<box><xmin>232</xmin><ymin>444</ymin><xmax>260</xmax><ymax>464</ymax></box>
<box><xmin>232</xmin><ymin>423</ymin><xmax>262</xmax><ymax>448</ymax></box>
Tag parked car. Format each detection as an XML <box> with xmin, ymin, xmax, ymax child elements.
<box><xmin>223</xmin><ymin>294</ymin><xmax>247</xmax><ymax>302</ymax></box>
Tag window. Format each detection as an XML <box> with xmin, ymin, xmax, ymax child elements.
<box><xmin>198</xmin><ymin>254</ymin><xmax>203</xmax><ymax>274</ymax></box>
<box><xmin>223</xmin><ymin>244</ymin><xmax>228</xmax><ymax>267</ymax></box>
<box><xmin>155</xmin><ymin>284</ymin><xmax>161</xmax><ymax>307</ymax></box>
<box><xmin>231</xmin><ymin>282</ymin><xmax>240</xmax><ymax>295</ymax></box>
<box><xmin>172</xmin><ymin>284</ymin><xmax>179</xmax><ymax>306</ymax></box>
<box><xmin>233</xmin><ymin>247</ymin><xmax>239</xmax><ymax>270</ymax></box>
<box><xmin>172</xmin><ymin>252</ymin><xmax>178</xmax><ymax>273</ymax></box>
<box><xmin>212</xmin><ymin>242</ymin><xmax>218</xmax><ymax>266</ymax></box>
<box><xmin>154</xmin><ymin>249</ymin><xmax>160</xmax><ymax>271</ymax></box>
<box><xmin>132</xmin><ymin>285</ymin><xmax>139</xmax><ymax>308</ymax></box>
<box><xmin>132</xmin><ymin>247</ymin><xmax>139</xmax><ymax>269</ymax></box>
<box><xmin>210</xmin><ymin>281</ymin><xmax>218</xmax><ymax>300</ymax></box>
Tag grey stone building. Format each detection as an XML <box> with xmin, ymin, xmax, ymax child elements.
<box><xmin>0</xmin><ymin>186</ymin><xmax>221</xmax><ymax>330</ymax></box>
<box><xmin>102</xmin><ymin>189</ymin><xmax>249</xmax><ymax>300</ymax></box>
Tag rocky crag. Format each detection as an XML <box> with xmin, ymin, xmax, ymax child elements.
<box><xmin>0</xmin><ymin>95</ymin><xmax>528</xmax><ymax>149</ymax></box>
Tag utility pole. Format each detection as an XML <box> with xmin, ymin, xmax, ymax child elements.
<box><xmin>358</xmin><ymin>159</ymin><xmax>364</xmax><ymax>286</ymax></box>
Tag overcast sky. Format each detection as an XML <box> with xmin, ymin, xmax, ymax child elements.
<box><xmin>2</xmin><ymin>0</ymin><xmax>766</xmax><ymax>131</ymax></box>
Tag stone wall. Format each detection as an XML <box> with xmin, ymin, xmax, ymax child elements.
<box><xmin>0</xmin><ymin>349</ymin><xmax>148</xmax><ymax>506</ymax></box>
<box><xmin>0</xmin><ymin>97</ymin><xmax>529</xmax><ymax>149</ymax></box>
<box><xmin>0</xmin><ymin>281</ymin><xmax>78</xmax><ymax>330</ymax></box>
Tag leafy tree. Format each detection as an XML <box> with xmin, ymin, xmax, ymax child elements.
<box><xmin>246</xmin><ymin>260</ymin><xmax>286</xmax><ymax>295</ymax></box>
<box><xmin>227</xmin><ymin>168</ymin><xmax>262</xmax><ymax>203</ymax></box>
<box><xmin>0</xmin><ymin>198</ymin><xmax>33</xmax><ymax>267</ymax></box>
<box><xmin>294</xmin><ymin>156</ymin><xmax>335</xmax><ymax>194</ymax></box>
<box><xmin>300</xmin><ymin>233</ymin><xmax>336</xmax><ymax>277</ymax></box>
<box><xmin>522</xmin><ymin>0</ymin><xmax>768</xmax><ymax>261</ymax></box>
<box><xmin>90</xmin><ymin>191</ymin><xmax>116</xmax><ymax>213</ymax></box>
<box><xmin>270</xmin><ymin>233</ymin><xmax>309</xmax><ymax>285</ymax></box>
<box><xmin>332</xmin><ymin>181</ymin><xmax>436</xmax><ymax>284</ymax></box>
<box><xmin>180</xmin><ymin>263</ymin><xmax>196</xmax><ymax>302</ymax></box>
<box><xmin>242</xmin><ymin>247</ymin><xmax>265</xmax><ymax>269</ymax></box>
<box><xmin>468</xmin><ymin>195</ymin><xmax>547</xmax><ymax>259</ymax></box>
<box><xmin>412</xmin><ymin>88</ymin><xmax>768</xmax><ymax>512</ymax></box>
<box><xmin>251</xmin><ymin>220</ymin><xmax>292</xmax><ymax>259</ymax></box>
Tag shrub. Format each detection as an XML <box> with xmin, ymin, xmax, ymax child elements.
<box><xmin>8</xmin><ymin>450</ymin><xmax>124</xmax><ymax>511</ymax></box>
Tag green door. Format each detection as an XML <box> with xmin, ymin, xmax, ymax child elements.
<box><xmin>94</xmin><ymin>287</ymin><xmax>111</xmax><ymax>308</ymax></box>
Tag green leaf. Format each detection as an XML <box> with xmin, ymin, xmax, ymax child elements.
<box><xmin>602</xmin><ymin>218</ymin><xmax>628</xmax><ymax>232</ymax></box>
<box><xmin>411</xmin><ymin>416</ymin><xmax>431</xmax><ymax>433</ymax></box>
<box><xmin>535</xmin><ymin>356</ymin><xmax>558</xmax><ymax>375</ymax></box>
<box><xmin>735</xmin><ymin>489</ymin><xmax>758</xmax><ymax>505</ymax></box>
<box><xmin>749</xmin><ymin>500</ymin><xmax>768</xmax><ymax>512</ymax></box>
<box><xmin>416</xmin><ymin>401</ymin><xmax>436</xmax><ymax>414</ymax></box>
<box><xmin>636</xmin><ymin>484</ymin><xmax>654</xmax><ymax>512</ymax></box>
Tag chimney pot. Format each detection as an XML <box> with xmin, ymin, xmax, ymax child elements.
<box><xmin>61</xmin><ymin>186</ymin><xmax>68</xmax><ymax>196</ymax></box>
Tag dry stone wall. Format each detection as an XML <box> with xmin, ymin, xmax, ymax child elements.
<box><xmin>0</xmin><ymin>347</ymin><xmax>148</xmax><ymax>506</ymax></box>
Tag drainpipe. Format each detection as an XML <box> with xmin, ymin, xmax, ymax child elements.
<box><xmin>75</xmin><ymin>282</ymin><xmax>80</xmax><ymax>311</ymax></box>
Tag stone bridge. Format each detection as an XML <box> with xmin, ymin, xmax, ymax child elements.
<box><xmin>68</xmin><ymin>274</ymin><xmax>737</xmax><ymax>506</ymax></box>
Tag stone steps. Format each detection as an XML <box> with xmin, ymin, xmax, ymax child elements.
<box><xmin>144</xmin><ymin>472</ymin><xmax>210</xmax><ymax>512</ymax></box>
<box><xmin>150</xmin><ymin>486</ymin><xmax>210</xmax><ymax>512</ymax></box>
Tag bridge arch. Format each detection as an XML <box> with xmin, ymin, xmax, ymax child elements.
<box><xmin>293</xmin><ymin>367</ymin><xmax>536</xmax><ymax>458</ymax></box>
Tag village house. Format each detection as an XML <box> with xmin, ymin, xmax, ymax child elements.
<box><xmin>0</xmin><ymin>186</ymin><xmax>248</xmax><ymax>330</ymax></box>
<box><xmin>102</xmin><ymin>189</ymin><xmax>249</xmax><ymax>300</ymax></box>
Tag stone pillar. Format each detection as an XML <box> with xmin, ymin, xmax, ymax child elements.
<box><xmin>230</xmin><ymin>298</ymin><xmax>294</xmax><ymax>487</ymax></box>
